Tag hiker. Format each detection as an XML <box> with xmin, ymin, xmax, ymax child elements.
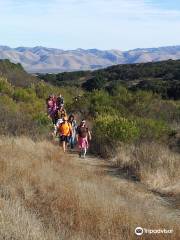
<box><xmin>76</xmin><ymin>120</ymin><xmax>91</xmax><ymax>158</ymax></box>
<box><xmin>57</xmin><ymin>94</ymin><xmax>64</xmax><ymax>109</ymax></box>
<box><xmin>46</xmin><ymin>95</ymin><xmax>58</xmax><ymax>125</ymax></box>
<box><xmin>55</xmin><ymin>113</ymin><xmax>66</xmax><ymax>135</ymax></box>
<box><xmin>68</xmin><ymin>114</ymin><xmax>77</xmax><ymax>149</ymax></box>
<box><xmin>53</xmin><ymin>105</ymin><xmax>67</xmax><ymax>128</ymax></box>
<box><xmin>58</xmin><ymin>116</ymin><xmax>72</xmax><ymax>153</ymax></box>
<box><xmin>58</xmin><ymin>106</ymin><xmax>67</xmax><ymax>119</ymax></box>
<box><xmin>46</xmin><ymin>95</ymin><xmax>54</xmax><ymax>116</ymax></box>
<box><xmin>53</xmin><ymin>112</ymin><xmax>64</xmax><ymax>136</ymax></box>
<box><xmin>52</xmin><ymin>95</ymin><xmax>57</xmax><ymax>112</ymax></box>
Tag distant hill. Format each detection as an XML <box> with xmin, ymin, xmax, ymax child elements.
<box><xmin>1</xmin><ymin>45</ymin><xmax>180</xmax><ymax>73</ymax></box>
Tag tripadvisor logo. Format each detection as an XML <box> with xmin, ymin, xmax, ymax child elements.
<box><xmin>135</xmin><ymin>227</ymin><xmax>173</xmax><ymax>236</ymax></box>
<box><xmin>135</xmin><ymin>227</ymin><xmax>143</xmax><ymax>236</ymax></box>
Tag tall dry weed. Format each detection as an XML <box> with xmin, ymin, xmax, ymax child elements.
<box><xmin>0</xmin><ymin>137</ymin><xmax>179</xmax><ymax>239</ymax></box>
<box><xmin>114</xmin><ymin>143</ymin><xmax>180</xmax><ymax>193</ymax></box>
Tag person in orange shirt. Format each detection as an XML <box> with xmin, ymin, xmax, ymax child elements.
<box><xmin>58</xmin><ymin>116</ymin><xmax>72</xmax><ymax>153</ymax></box>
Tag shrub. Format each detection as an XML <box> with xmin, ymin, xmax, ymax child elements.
<box><xmin>0</xmin><ymin>95</ymin><xmax>18</xmax><ymax>112</ymax></box>
<box><xmin>19</xmin><ymin>100</ymin><xmax>44</xmax><ymax>116</ymax></box>
<box><xmin>94</xmin><ymin>115</ymin><xmax>139</xmax><ymax>142</ymax></box>
<box><xmin>0</xmin><ymin>104</ymin><xmax>41</xmax><ymax>138</ymax></box>
<box><xmin>35</xmin><ymin>82</ymin><xmax>55</xmax><ymax>99</ymax></box>
<box><xmin>91</xmin><ymin>114</ymin><xmax>171</xmax><ymax>157</ymax></box>
<box><xmin>13</xmin><ymin>88</ymin><xmax>37</xmax><ymax>102</ymax></box>
<box><xmin>0</xmin><ymin>77</ymin><xmax>14</xmax><ymax>96</ymax></box>
<box><xmin>92</xmin><ymin>115</ymin><xmax>140</xmax><ymax>157</ymax></box>
<box><xmin>33</xmin><ymin>113</ymin><xmax>51</xmax><ymax>126</ymax></box>
<box><xmin>68</xmin><ymin>93</ymin><xmax>92</xmax><ymax>117</ymax></box>
<box><xmin>82</xmin><ymin>73</ymin><xmax>106</xmax><ymax>91</ymax></box>
<box><xmin>136</xmin><ymin>118</ymin><xmax>170</xmax><ymax>140</ymax></box>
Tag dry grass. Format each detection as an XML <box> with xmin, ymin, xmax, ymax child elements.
<box><xmin>0</xmin><ymin>137</ymin><xmax>179</xmax><ymax>240</ymax></box>
<box><xmin>113</xmin><ymin>143</ymin><xmax>180</xmax><ymax>194</ymax></box>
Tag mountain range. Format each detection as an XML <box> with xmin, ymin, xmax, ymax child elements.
<box><xmin>1</xmin><ymin>45</ymin><xmax>180</xmax><ymax>73</ymax></box>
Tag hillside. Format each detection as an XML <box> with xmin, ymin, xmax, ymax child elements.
<box><xmin>0</xmin><ymin>59</ymin><xmax>37</xmax><ymax>87</ymax></box>
<box><xmin>0</xmin><ymin>136</ymin><xmax>179</xmax><ymax>239</ymax></box>
<box><xmin>39</xmin><ymin>59</ymin><xmax>180</xmax><ymax>100</ymax></box>
<box><xmin>0</xmin><ymin>60</ymin><xmax>180</xmax><ymax>239</ymax></box>
<box><xmin>1</xmin><ymin>45</ymin><xmax>180</xmax><ymax>73</ymax></box>
<box><xmin>0</xmin><ymin>59</ymin><xmax>82</xmax><ymax>138</ymax></box>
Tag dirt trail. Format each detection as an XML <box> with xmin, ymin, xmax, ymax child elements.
<box><xmin>69</xmin><ymin>152</ymin><xmax>180</xmax><ymax>220</ymax></box>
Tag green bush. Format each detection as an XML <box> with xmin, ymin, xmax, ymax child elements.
<box><xmin>82</xmin><ymin>73</ymin><xmax>106</xmax><ymax>91</ymax></box>
<box><xmin>33</xmin><ymin>113</ymin><xmax>50</xmax><ymax>126</ymax></box>
<box><xmin>35</xmin><ymin>82</ymin><xmax>55</xmax><ymax>99</ymax></box>
<box><xmin>0</xmin><ymin>95</ymin><xmax>18</xmax><ymax>112</ymax></box>
<box><xmin>13</xmin><ymin>88</ymin><xmax>37</xmax><ymax>102</ymax></box>
<box><xmin>0</xmin><ymin>77</ymin><xmax>14</xmax><ymax>96</ymax></box>
<box><xmin>91</xmin><ymin>114</ymin><xmax>172</xmax><ymax>157</ymax></box>
<box><xmin>136</xmin><ymin>118</ymin><xmax>170</xmax><ymax>140</ymax></box>
<box><xmin>0</xmin><ymin>104</ymin><xmax>41</xmax><ymax>138</ymax></box>
<box><xmin>19</xmin><ymin>100</ymin><xmax>44</xmax><ymax>117</ymax></box>
<box><xmin>94</xmin><ymin>115</ymin><xmax>139</xmax><ymax>142</ymax></box>
<box><xmin>91</xmin><ymin>115</ymin><xmax>140</xmax><ymax>157</ymax></box>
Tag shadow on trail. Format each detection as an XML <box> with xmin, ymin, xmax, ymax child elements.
<box><xmin>151</xmin><ymin>190</ymin><xmax>180</xmax><ymax>211</ymax></box>
<box><xmin>105</xmin><ymin>165</ymin><xmax>140</xmax><ymax>182</ymax></box>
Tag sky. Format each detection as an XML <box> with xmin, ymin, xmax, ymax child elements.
<box><xmin>0</xmin><ymin>0</ymin><xmax>180</xmax><ymax>50</ymax></box>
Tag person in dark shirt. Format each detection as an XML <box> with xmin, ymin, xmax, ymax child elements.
<box><xmin>76</xmin><ymin>120</ymin><xmax>91</xmax><ymax>158</ymax></box>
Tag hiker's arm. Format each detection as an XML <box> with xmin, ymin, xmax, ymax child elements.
<box><xmin>54</xmin><ymin>123</ymin><xmax>58</xmax><ymax>136</ymax></box>
<box><xmin>69</xmin><ymin>126</ymin><xmax>73</xmax><ymax>136</ymax></box>
<box><xmin>76</xmin><ymin>127</ymin><xmax>79</xmax><ymax>142</ymax></box>
<box><xmin>88</xmin><ymin>131</ymin><xmax>92</xmax><ymax>141</ymax></box>
<box><xmin>76</xmin><ymin>134</ymin><xmax>79</xmax><ymax>142</ymax></box>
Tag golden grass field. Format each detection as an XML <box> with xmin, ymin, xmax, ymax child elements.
<box><xmin>0</xmin><ymin>136</ymin><xmax>179</xmax><ymax>240</ymax></box>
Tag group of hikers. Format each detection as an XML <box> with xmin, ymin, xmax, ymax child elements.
<box><xmin>46</xmin><ymin>94</ymin><xmax>92</xmax><ymax>158</ymax></box>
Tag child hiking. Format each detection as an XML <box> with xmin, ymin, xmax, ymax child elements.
<box><xmin>76</xmin><ymin>120</ymin><xmax>91</xmax><ymax>158</ymax></box>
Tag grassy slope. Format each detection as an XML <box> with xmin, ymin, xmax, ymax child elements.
<box><xmin>0</xmin><ymin>70</ymin><xmax>83</xmax><ymax>138</ymax></box>
<box><xmin>0</xmin><ymin>136</ymin><xmax>179</xmax><ymax>240</ymax></box>
<box><xmin>0</xmin><ymin>59</ymin><xmax>36</xmax><ymax>87</ymax></box>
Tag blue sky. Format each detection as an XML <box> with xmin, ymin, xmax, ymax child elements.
<box><xmin>0</xmin><ymin>0</ymin><xmax>180</xmax><ymax>50</ymax></box>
